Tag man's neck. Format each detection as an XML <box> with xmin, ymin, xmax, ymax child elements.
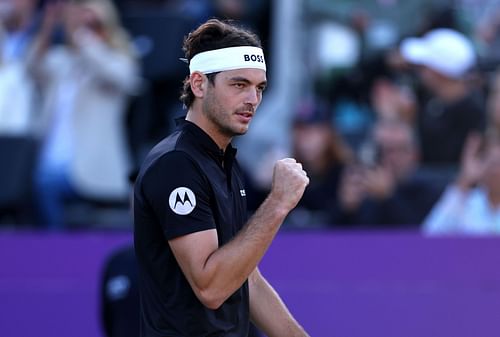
<box><xmin>435</xmin><ymin>79</ymin><xmax>468</xmax><ymax>103</ymax></box>
<box><xmin>185</xmin><ymin>109</ymin><xmax>231</xmax><ymax>151</ymax></box>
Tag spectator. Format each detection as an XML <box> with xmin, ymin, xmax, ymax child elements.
<box><xmin>30</xmin><ymin>0</ymin><xmax>140</xmax><ymax>228</ymax></box>
<box><xmin>287</xmin><ymin>98</ymin><xmax>352</xmax><ymax>227</ymax></box>
<box><xmin>400</xmin><ymin>28</ymin><xmax>486</xmax><ymax>166</ymax></box>
<box><xmin>488</xmin><ymin>69</ymin><xmax>500</xmax><ymax>134</ymax></box>
<box><xmin>101</xmin><ymin>244</ymin><xmax>139</xmax><ymax>337</ymax></box>
<box><xmin>338</xmin><ymin>119</ymin><xmax>445</xmax><ymax>227</ymax></box>
<box><xmin>100</xmin><ymin>170</ymin><xmax>139</xmax><ymax>337</ymax></box>
<box><xmin>370</xmin><ymin>75</ymin><xmax>416</xmax><ymax>125</ymax></box>
<box><xmin>116</xmin><ymin>0</ymin><xmax>205</xmax><ymax>163</ymax></box>
<box><xmin>325</xmin><ymin>52</ymin><xmax>416</xmax><ymax>153</ymax></box>
<box><xmin>243</xmin><ymin>98</ymin><xmax>352</xmax><ymax>227</ymax></box>
<box><xmin>0</xmin><ymin>0</ymin><xmax>39</xmax><ymax>134</ymax></box>
<box><xmin>423</xmin><ymin>131</ymin><xmax>500</xmax><ymax>235</ymax></box>
<box><xmin>209</xmin><ymin>0</ymin><xmax>271</xmax><ymax>53</ymax></box>
<box><xmin>475</xmin><ymin>6</ymin><xmax>500</xmax><ymax>70</ymax></box>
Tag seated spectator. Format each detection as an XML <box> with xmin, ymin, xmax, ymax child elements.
<box><xmin>30</xmin><ymin>0</ymin><xmax>140</xmax><ymax>229</ymax></box>
<box><xmin>370</xmin><ymin>75</ymin><xmax>417</xmax><ymax>125</ymax></box>
<box><xmin>0</xmin><ymin>0</ymin><xmax>40</xmax><ymax>134</ymax></box>
<box><xmin>101</xmin><ymin>244</ymin><xmax>139</xmax><ymax>337</ymax></box>
<box><xmin>423</xmin><ymin>131</ymin><xmax>500</xmax><ymax>235</ymax></box>
<box><xmin>338</xmin><ymin>119</ymin><xmax>446</xmax><ymax>227</ymax></box>
<box><xmin>475</xmin><ymin>7</ymin><xmax>500</xmax><ymax>69</ymax></box>
<box><xmin>286</xmin><ymin>99</ymin><xmax>352</xmax><ymax>227</ymax></box>
<box><xmin>400</xmin><ymin>28</ymin><xmax>486</xmax><ymax>166</ymax></box>
<box><xmin>243</xmin><ymin>98</ymin><xmax>352</xmax><ymax>228</ymax></box>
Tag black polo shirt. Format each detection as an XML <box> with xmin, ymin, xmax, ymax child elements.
<box><xmin>134</xmin><ymin>119</ymin><xmax>249</xmax><ymax>337</ymax></box>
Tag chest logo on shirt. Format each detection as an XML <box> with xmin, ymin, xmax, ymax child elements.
<box><xmin>168</xmin><ymin>187</ymin><xmax>196</xmax><ymax>215</ymax></box>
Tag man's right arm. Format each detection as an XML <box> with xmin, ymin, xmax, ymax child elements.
<box><xmin>169</xmin><ymin>158</ymin><xmax>308</xmax><ymax>309</ymax></box>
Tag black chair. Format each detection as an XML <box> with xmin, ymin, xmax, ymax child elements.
<box><xmin>0</xmin><ymin>135</ymin><xmax>39</xmax><ymax>225</ymax></box>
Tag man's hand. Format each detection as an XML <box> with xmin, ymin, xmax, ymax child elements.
<box><xmin>269</xmin><ymin>158</ymin><xmax>309</xmax><ymax>212</ymax></box>
<box><xmin>456</xmin><ymin>133</ymin><xmax>485</xmax><ymax>191</ymax></box>
<box><xmin>362</xmin><ymin>165</ymin><xmax>396</xmax><ymax>200</ymax></box>
<box><xmin>338</xmin><ymin>165</ymin><xmax>366</xmax><ymax>212</ymax></box>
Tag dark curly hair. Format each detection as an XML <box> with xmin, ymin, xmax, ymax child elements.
<box><xmin>179</xmin><ymin>19</ymin><xmax>262</xmax><ymax>108</ymax></box>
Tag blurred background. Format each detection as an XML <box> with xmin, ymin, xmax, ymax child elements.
<box><xmin>1</xmin><ymin>0</ymin><xmax>500</xmax><ymax>336</ymax></box>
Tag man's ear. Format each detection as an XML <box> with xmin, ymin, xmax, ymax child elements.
<box><xmin>190</xmin><ymin>72</ymin><xmax>206</xmax><ymax>98</ymax></box>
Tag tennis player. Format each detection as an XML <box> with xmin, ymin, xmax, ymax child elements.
<box><xmin>134</xmin><ymin>18</ymin><xmax>310</xmax><ymax>337</ymax></box>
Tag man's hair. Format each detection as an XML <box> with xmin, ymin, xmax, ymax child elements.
<box><xmin>179</xmin><ymin>19</ymin><xmax>262</xmax><ymax>108</ymax></box>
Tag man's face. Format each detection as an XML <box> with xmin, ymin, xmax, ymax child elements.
<box><xmin>63</xmin><ymin>3</ymin><xmax>106</xmax><ymax>38</ymax></box>
<box><xmin>293</xmin><ymin>123</ymin><xmax>331</xmax><ymax>166</ymax></box>
<box><xmin>0</xmin><ymin>0</ymin><xmax>36</xmax><ymax>22</ymax></box>
<box><xmin>374</xmin><ymin>124</ymin><xmax>418</xmax><ymax>180</ymax></box>
<box><xmin>418</xmin><ymin>66</ymin><xmax>443</xmax><ymax>93</ymax></box>
<box><xmin>202</xmin><ymin>68</ymin><xmax>267</xmax><ymax>138</ymax></box>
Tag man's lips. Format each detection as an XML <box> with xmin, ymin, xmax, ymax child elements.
<box><xmin>236</xmin><ymin>112</ymin><xmax>254</xmax><ymax>122</ymax></box>
<box><xmin>237</xmin><ymin>112</ymin><xmax>253</xmax><ymax>117</ymax></box>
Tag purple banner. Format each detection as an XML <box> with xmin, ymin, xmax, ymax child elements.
<box><xmin>1</xmin><ymin>230</ymin><xmax>500</xmax><ymax>337</ymax></box>
<box><xmin>260</xmin><ymin>231</ymin><xmax>500</xmax><ymax>337</ymax></box>
<box><xmin>0</xmin><ymin>230</ymin><xmax>131</xmax><ymax>337</ymax></box>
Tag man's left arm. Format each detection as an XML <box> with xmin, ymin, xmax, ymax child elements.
<box><xmin>249</xmin><ymin>268</ymin><xmax>310</xmax><ymax>337</ymax></box>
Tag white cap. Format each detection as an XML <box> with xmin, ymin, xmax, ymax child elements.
<box><xmin>400</xmin><ymin>28</ymin><xmax>476</xmax><ymax>78</ymax></box>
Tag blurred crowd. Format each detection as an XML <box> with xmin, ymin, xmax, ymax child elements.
<box><xmin>0</xmin><ymin>0</ymin><xmax>499</xmax><ymax>235</ymax></box>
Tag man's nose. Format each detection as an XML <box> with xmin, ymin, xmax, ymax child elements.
<box><xmin>245</xmin><ymin>87</ymin><xmax>260</xmax><ymax>105</ymax></box>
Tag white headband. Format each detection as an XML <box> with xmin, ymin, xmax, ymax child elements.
<box><xmin>189</xmin><ymin>46</ymin><xmax>266</xmax><ymax>74</ymax></box>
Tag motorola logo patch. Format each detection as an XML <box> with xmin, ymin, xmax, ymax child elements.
<box><xmin>169</xmin><ymin>187</ymin><xmax>196</xmax><ymax>215</ymax></box>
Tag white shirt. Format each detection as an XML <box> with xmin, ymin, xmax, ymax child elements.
<box><xmin>423</xmin><ymin>186</ymin><xmax>500</xmax><ymax>235</ymax></box>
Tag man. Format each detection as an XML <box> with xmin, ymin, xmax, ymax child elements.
<box><xmin>134</xmin><ymin>19</ymin><xmax>310</xmax><ymax>336</ymax></box>
<box><xmin>100</xmin><ymin>245</ymin><xmax>139</xmax><ymax>337</ymax></box>
<box><xmin>338</xmin><ymin>119</ymin><xmax>445</xmax><ymax>227</ymax></box>
<box><xmin>0</xmin><ymin>0</ymin><xmax>39</xmax><ymax>134</ymax></box>
<box><xmin>423</xmin><ymin>131</ymin><xmax>500</xmax><ymax>234</ymax></box>
<box><xmin>400</xmin><ymin>28</ymin><xmax>485</xmax><ymax>165</ymax></box>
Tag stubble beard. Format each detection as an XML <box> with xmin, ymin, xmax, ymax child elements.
<box><xmin>202</xmin><ymin>92</ymin><xmax>248</xmax><ymax>139</ymax></box>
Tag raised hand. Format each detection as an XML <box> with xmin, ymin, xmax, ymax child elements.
<box><xmin>269</xmin><ymin>158</ymin><xmax>309</xmax><ymax>212</ymax></box>
<box><xmin>362</xmin><ymin>165</ymin><xmax>396</xmax><ymax>200</ymax></box>
<box><xmin>40</xmin><ymin>0</ymin><xmax>64</xmax><ymax>35</ymax></box>
<box><xmin>338</xmin><ymin>165</ymin><xmax>366</xmax><ymax>212</ymax></box>
<box><xmin>456</xmin><ymin>132</ymin><xmax>485</xmax><ymax>191</ymax></box>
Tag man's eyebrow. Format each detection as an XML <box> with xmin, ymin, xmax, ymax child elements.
<box><xmin>229</xmin><ymin>76</ymin><xmax>251</xmax><ymax>83</ymax></box>
<box><xmin>229</xmin><ymin>76</ymin><xmax>267</xmax><ymax>86</ymax></box>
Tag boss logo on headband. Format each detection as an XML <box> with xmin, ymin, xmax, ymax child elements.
<box><xmin>244</xmin><ymin>54</ymin><xmax>265</xmax><ymax>63</ymax></box>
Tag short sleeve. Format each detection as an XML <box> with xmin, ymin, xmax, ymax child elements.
<box><xmin>140</xmin><ymin>151</ymin><xmax>216</xmax><ymax>240</ymax></box>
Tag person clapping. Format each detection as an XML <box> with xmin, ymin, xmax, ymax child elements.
<box><xmin>423</xmin><ymin>131</ymin><xmax>500</xmax><ymax>235</ymax></box>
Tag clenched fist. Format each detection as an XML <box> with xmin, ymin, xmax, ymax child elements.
<box><xmin>269</xmin><ymin>158</ymin><xmax>309</xmax><ymax>212</ymax></box>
